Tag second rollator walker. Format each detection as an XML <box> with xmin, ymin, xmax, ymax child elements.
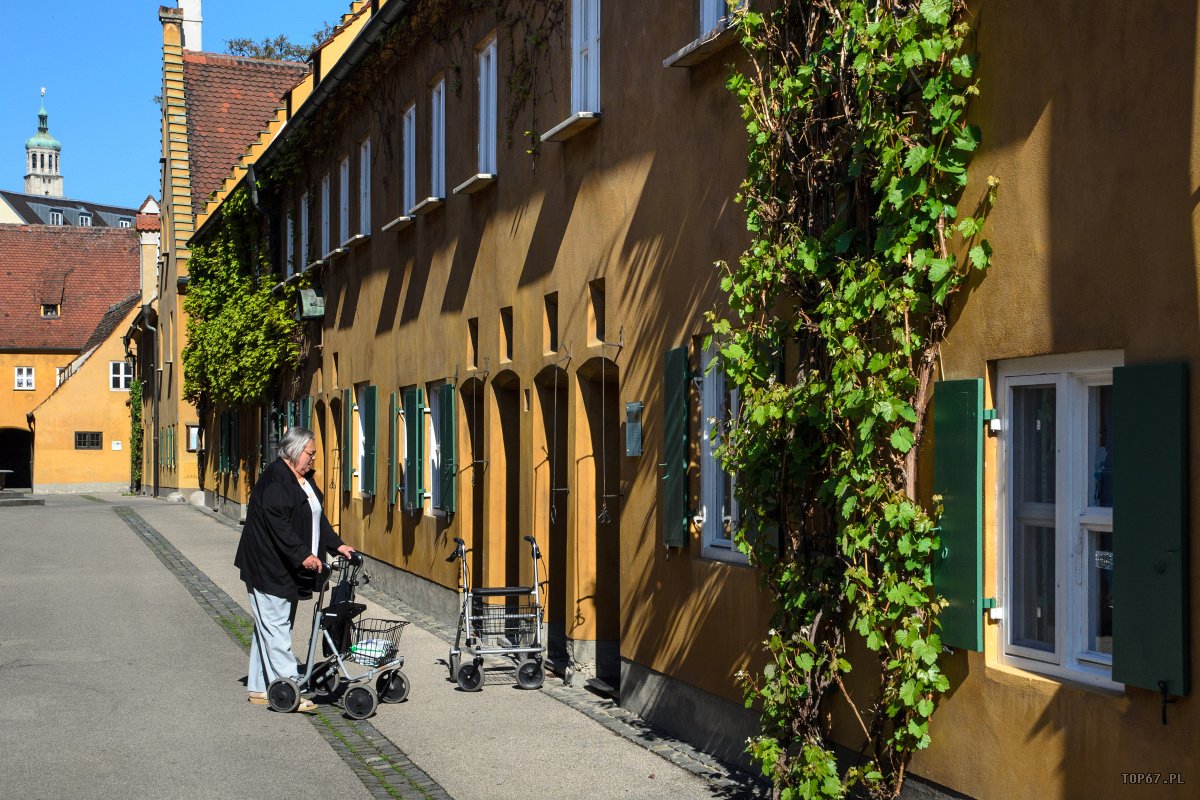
<box><xmin>447</xmin><ymin>535</ymin><xmax>546</xmax><ymax>691</ymax></box>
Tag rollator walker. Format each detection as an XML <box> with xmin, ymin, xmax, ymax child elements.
<box><xmin>446</xmin><ymin>535</ymin><xmax>546</xmax><ymax>691</ymax></box>
<box><xmin>267</xmin><ymin>552</ymin><xmax>410</xmax><ymax>719</ymax></box>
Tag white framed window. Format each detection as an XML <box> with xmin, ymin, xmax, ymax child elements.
<box><xmin>431</xmin><ymin>77</ymin><xmax>446</xmax><ymax>198</ymax></box>
<box><xmin>402</xmin><ymin>103</ymin><xmax>416</xmax><ymax>212</ymax></box>
<box><xmin>300</xmin><ymin>191</ymin><xmax>310</xmax><ymax>264</ymax></box>
<box><xmin>78</xmin><ymin>213</ymin><xmax>92</xmax><ymax>226</ymax></box>
<box><xmin>358</xmin><ymin>138</ymin><xmax>371</xmax><ymax>235</ymax></box>
<box><xmin>338</xmin><ymin>155</ymin><xmax>351</xmax><ymax>244</ymax></box>
<box><xmin>285</xmin><ymin>209</ymin><xmax>295</xmax><ymax>277</ymax></box>
<box><xmin>700</xmin><ymin>0</ymin><xmax>743</xmax><ymax>35</ymax></box>
<box><xmin>320</xmin><ymin>173</ymin><xmax>331</xmax><ymax>256</ymax></box>
<box><xmin>110</xmin><ymin>360</ymin><xmax>133</xmax><ymax>391</ymax></box>
<box><xmin>15</xmin><ymin>366</ymin><xmax>34</xmax><ymax>390</ymax></box>
<box><xmin>477</xmin><ymin>36</ymin><xmax>498</xmax><ymax>174</ymax></box>
<box><xmin>354</xmin><ymin>383</ymin><xmax>369</xmax><ymax>494</ymax></box>
<box><xmin>998</xmin><ymin>351</ymin><xmax>1121</xmax><ymax>688</ymax></box>
<box><xmin>699</xmin><ymin>343</ymin><xmax>745</xmax><ymax>563</ymax></box>
<box><xmin>49</xmin><ymin>209</ymin><xmax>63</xmax><ymax>225</ymax></box>
<box><xmin>571</xmin><ymin>0</ymin><xmax>601</xmax><ymax>113</ymax></box>
<box><xmin>186</xmin><ymin>424</ymin><xmax>201</xmax><ymax>453</ymax></box>
<box><xmin>118</xmin><ymin>217</ymin><xmax>132</xmax><ymax>228</ymax></box>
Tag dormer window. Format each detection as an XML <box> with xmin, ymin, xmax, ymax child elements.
<box><xmin>78</xmin><ymin>213</ymin><xmax>92</xmax><ymax>227</ymax></box>
<box><xmin>118</xmin><ymin>217</ymin><xmax>132</xmax><ymax>228</ymax></box>
<box><xmin>49</xmin><ymin>209</ymin><xmax>63</xmax><ymax>225</ymax></box>
<box><xmin>42</xmin><ymin>304</ymin><xmax>60</xmax><ymax>318</ymax></box>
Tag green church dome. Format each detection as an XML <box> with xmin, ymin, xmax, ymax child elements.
<box><xmin>26</xmin><ymin>98</ymin><xmax>61</xmax><ymax>152</ymax></box>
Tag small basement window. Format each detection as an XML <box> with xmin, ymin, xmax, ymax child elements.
<box><xmin>75</xmin><ymin>431</ymin><xmax>102</xmax><ymax>450</ymax></box>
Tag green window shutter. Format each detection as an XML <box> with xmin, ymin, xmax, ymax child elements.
<box><xmin>663</xmin><ymin>346</ymin><xmax>690</xmax><ymax>548</ymax></box>
<box><xmin>438</xmin><ymin>382</ymin><xmax>457</xmax><ymax>512</ymax></box>
<box><xmin>362</xmin><ymin>385</ymin><xmax>377</xmax><ymax>495</ymax></box>
<box><xmin>403</xmin><ymin>387</ymin><xmax>424</xmax><ymax>510</ymax></box>
<box><xmin>342</xmin><ymin>389</ymin><xmax>352</xmax><ymax>493</ymax></box>
<box><xmin>1112</xmin><ymin>362</ymin><xmax>1189</xmax><ymax>695</ymax></box>
<box><xmin>220</xmin><ymin>412</ymin><xmax>228</xmax><ymax>473</ymax></box>
<box><xmin>260</xmin><ymin>407</ymin><xmax>268</xmax><ymax>470</ymax></box>
<box><xmin>932</xmin><ymin>378</ymin><xmax>984</xmax><ymax>652</ymax></box>
<box><xmin>388</xmin><ymin>392</ymin><xmax>398</xmax><ymax>506</ymax></box>
<box><xmin>231</xmin><ymin>410</ymin><xmax>240</xmax><ymax>475</ymax></box>
<box><xmin>301</xmin><ymin>396</ymin><xmax>312</xmax><ymax>430</ymax></box>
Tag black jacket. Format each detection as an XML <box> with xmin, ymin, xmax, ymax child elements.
<box><xmin>234</xmin><ymin>457</ymin><xmax>344</xmax><ymax>602</ymax></box>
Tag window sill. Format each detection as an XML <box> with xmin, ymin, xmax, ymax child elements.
<box><xmin>342</xmin><ymin>234</ymin><xmax>370</xmax><ymax>249</ymax></box>
<box><xmin>381</xmin><ymin>214</ymin><xmax>414</xmax><ymax>232</ymax></box>
<box><xmin>663</xmin><ymin>21</ymin><xmax>739</xmax><ymax>68</ymax></box>
<box><xmin>996</xmin><ymin>650</ymin><xmax>1122</xmax><ymax>693</ymax></box>
<box><xmin>700</xmin><ymin>542</ymin><xmax>750</xmax><ymax>565</ymax></box>
<box><xmin>409</xmin><ymin>197</ymin><xmax>444</xmax><ymax>216</ymax></box>
<box><xmin>540</xmin><ymin>111</ymin><xmax>601</xmax><ymax>143</ymax></box>
<box><xmin>453</xmin><ymin>173</ymin><xmax>497</xmax><ymax>195</ymax></box>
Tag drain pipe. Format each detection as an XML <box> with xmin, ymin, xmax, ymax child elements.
<box><xmin>24</xmin><ymin>411</ymin><xmax>34</xmax><ymax>493</ymax></box>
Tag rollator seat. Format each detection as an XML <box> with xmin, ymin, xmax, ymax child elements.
<box><xmin>472</xmin><ymin>586</ymin><xmax>534</xmax><ymax>597</ymax></box>
<box><xmin>321</xmin><ymin>600</ymin><xmax>367</xmax><ymax>622</ymax></box>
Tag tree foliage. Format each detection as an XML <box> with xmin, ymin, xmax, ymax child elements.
<box><xmin>716</xmin><ymin>2</ymin><xmax>996</xmax><ymax>797</ymax></box>
<box><xmin>224</xmin><ymin>21</ymin><xmax>339</xmax><ymax>62</ymax></box>
<box><xmin>129</xmin><ymin>376</ymin><xmax>143</xmax><ymax>491</ymax></box>
<box><xmin>181</xmin><ymin>189</ymin><xmax>300</xmax><ymax>407</ymax></box>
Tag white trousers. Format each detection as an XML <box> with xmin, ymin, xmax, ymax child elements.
<box><xmin>246</xmin><ymin>589</ymin><xmax>299</xmax><ymax>693</ymax></box>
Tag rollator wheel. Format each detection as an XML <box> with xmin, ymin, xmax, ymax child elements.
<box><xmin>516</xmin><ymin>658</ymin><xmax>545</xmax><ymax>690</ymax></box>
<box><xmin>267</xmin><ymin>677</ymin><xmax>301</xmax><ymax>712</ymax></box>
<box><xmin>311</xmin><ymin>660</ymin><xmax>343</xmax><ymax>697</ymax></box>
<box><xmin>448</xmin><ymin>652</ymin><xmax>461</xmax><ymax>680</ymax></box>
<box><xmin>377</xmin><ymin>669</ymin><xmax>411</xmax><ymax>703</ymax></box>
<box><xmin>456</xmin><ymin>660</ymin><xmax>483</xmax><ymax>692</ymax></box>
<box><xmin>343</xmin><ymin>684</ymin><xmax>378</xmax><ymax>719</ymax></box>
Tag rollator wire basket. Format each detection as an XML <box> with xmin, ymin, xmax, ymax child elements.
<box><xmin>469</xmin><ymin>596</ymin><xmax>539</xmax><ymax>641</ymax></box>
<box><xmin>349</xmin><ymin>618</ymin><xmax>409</xmax><ymax>667</ymax></box>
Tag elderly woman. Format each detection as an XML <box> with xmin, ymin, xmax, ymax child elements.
<box><xmin>235</xmin><ymin>426</ymin><xmax>355</xmax><ymax>710</ymax></box>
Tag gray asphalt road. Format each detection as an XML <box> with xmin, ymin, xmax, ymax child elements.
<box><xmin>0</xmin><ymin>494</ymin><xmax>363</xmax><ymax>800</ymax></box>
<box><xmin>2</xmin><ymin>494</ymin><xmax>736</xmax><ymax>800</ymax></box>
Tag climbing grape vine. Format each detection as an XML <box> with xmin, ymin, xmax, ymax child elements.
<box><xmin>182</xmin><ymin>188</ymin><xmax>300</xmax><ymax>407</ymax></box>
<box><xmin>715</xmin><ymin>2</ymin><xmax>996</xmax><ymax>797</ymax></box>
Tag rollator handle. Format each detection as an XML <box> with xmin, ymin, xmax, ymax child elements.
<box><xmin>447</xmin><ymin>537</ymin><xmax>466</xmax><ymax>562</ymax></box>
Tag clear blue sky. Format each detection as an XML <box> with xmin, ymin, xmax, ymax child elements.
<box><xmin>0</xmin><ymin>0</ymin><xmax>341</xmax><ymax>209</ymax></box>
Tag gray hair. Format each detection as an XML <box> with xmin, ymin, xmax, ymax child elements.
<box><xmin>279</xmin><ymin>427</ymin><xmax>315</xmax><ymax>463</ymax></box>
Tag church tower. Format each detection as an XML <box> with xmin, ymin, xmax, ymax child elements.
<box><xmin>25</xmin><ymin>89</ymin><xmax>63</xmax><ymax>197</ymax></box>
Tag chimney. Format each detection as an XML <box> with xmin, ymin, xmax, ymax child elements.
<box><xmin>179</xmin><ymin>0</ymin><xmax>202</xmax><ymax>50</ymax></box>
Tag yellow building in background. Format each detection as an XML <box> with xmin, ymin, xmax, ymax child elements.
<box><xmin>28</xmin><ymin>297</ymin><xmax>141</xmax><ymax>491</ymax></box>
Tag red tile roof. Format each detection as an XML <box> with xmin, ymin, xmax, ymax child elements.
<box><xmin>0</xmin><ymin>225</ymin><xmax>140</xmax><ymax>352</ymax></box>
<box><xmin>135</xmin><ymin>213</ymin><xmax>160</xmax><ymax>232</ymax></box>
<box><xmin>182</xmin><ymin>52</ymin><xmax>309</xmax><ymax>216</ymax></box>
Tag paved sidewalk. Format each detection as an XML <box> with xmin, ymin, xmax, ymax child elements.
<box><xmin>6</xmin><ymin>493</ymin><xmax>764</xmax><ymax>799</ymax></box>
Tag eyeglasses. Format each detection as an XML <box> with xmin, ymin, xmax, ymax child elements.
<box><xmin>302</xmin><ymin>449</ymin><xmax>317</xmax><ymax>459</ymax></box>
